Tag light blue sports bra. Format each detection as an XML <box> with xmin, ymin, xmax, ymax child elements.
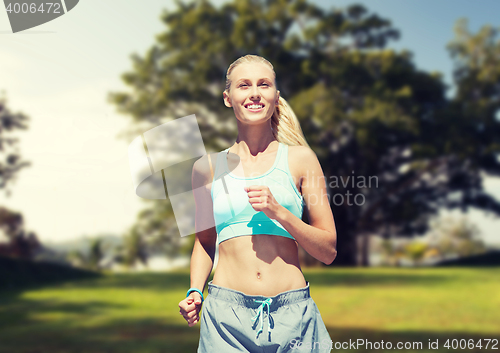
<box><xmin>211</xmin><ymin>142</ymin><xmax>304</xmax><ymax>245</ymax></box>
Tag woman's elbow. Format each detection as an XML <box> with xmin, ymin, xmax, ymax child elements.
<box><xmin>322</xmin><ymin>246</ymin><xmax>337</xmax><ymax>265</ymax></box>
<box><xmin>323</xmin><ymin>232</ymin><xmax>337</xmax><ymax>265</ymax></box>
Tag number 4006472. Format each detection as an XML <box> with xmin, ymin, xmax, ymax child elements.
<box><xmin>6</xmin><ymin>2</ymin><xmax>62</xmax><ymax>14</ymax></box>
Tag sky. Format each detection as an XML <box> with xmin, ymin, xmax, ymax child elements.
<box><xmin>0</xmin><ymin>0</ymin><xmax>499</xmax><ymax>246</ymax></box>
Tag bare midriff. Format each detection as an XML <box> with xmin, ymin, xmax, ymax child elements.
<box><xmin>212</xmin><ymin>233</ymin><xmax>307</xmax><ymax>296</ymax></box>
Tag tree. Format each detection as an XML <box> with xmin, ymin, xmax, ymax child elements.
<box><xmin>109</xmin><ymin>0</ymin><xmax>500</xmax><ymax>266</ymax></box>
<box><xmin>378</xmin><ymin>238</ymin><xmax>405</xmax><ymax>267</ymax></box>
<box><xmin>0</xmin><ymin>206</ymin><xmax>42</xmax><ymax>259</ymax></box>
<box><xmin>88</xmin><ymin>238</ymin><xmax>105</xmax><ymax>270</ymax></box>
<box><xmin>114</xmin><ymin>226</ymin><xmax>149</xmax><ymax>268</ymax></box>
<box><xmin>66</xmin><ymin>238</ymin><xmax>107</xmax><ymax>271</ymax></box>
<box><xmin>0</xmin><ymin>93</ymin><xmax>41</xmax><ymax>259</ymax></box>
<box><xmin>403</xmin><ymin>241</ymin><xmax>428</xmax><ymax>266</ymax></box>
<box><xmin>0</xmin><ymin>92</ymin><xmax>31</xmax><ymax>196</ymax></box>
<box><xmin>428</xmin><ymin>215</ymin><xmax>486</xmax><ymax>260</ymax></box>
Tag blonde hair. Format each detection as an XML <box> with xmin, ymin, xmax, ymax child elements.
<box><xmin>225</xmin><ymin>55</ymin><xmax>310</xmax><ymax>147</ymax></box>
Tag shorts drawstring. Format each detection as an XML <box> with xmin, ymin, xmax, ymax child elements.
<box><xmin>251</xmin><ymin>298</ymin><xmax>273</xmax><ymax>338</ymax></box>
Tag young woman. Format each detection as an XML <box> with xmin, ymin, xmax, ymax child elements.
<box><xmin>179</xmin><ymin>54</ymin><xmax>337</xmax><ymax>353</ymax></box>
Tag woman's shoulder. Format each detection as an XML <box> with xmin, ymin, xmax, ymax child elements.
<box><xmin>192</xmin><ymin>153</ymin><xmax>219</xmax><ymax>188</ymax></box>
<box><xmin>287</xmin><ymin>145</ymin><xmax>320</xmax><ymax>175</ymax></box>
<box><xmin>288</xmin><ymin>144</ymin><xmax>317</xmax><ymax>161</ymax></box>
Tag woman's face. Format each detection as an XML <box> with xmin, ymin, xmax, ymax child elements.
<box><xmin>223</xmin><ymin>62</ymin><xmax>280</xmax><ymax>125</ymax></box>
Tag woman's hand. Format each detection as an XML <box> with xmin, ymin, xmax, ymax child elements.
<box><xmin>178</xmin><ymin>292</ymin><xmax>203</xmax><ymax>327</ymax></box>
<box><xmin>244</xmin><ymin>185</ymin><xmax>285</xmax><ymax>220</ymax></box>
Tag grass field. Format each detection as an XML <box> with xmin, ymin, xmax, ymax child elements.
<box><xmin>0</xmin><ymin>267</ymin><xmax>499</xmax><ymax>353</ymax></box>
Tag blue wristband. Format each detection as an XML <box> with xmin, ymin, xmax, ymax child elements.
<box><xmin>186</xmin><ymin>288</ymin><xmax>204</xmax><ymax>302</ymax></box>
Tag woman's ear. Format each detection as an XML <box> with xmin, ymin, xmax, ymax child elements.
<box><xmin>276</xmin><ymin>90</ymin><xmax>280</xmax><ymax>105</ymax></box>
<box><xmin>223</xmin><ymin>90</ymin><xmax>232</xmax><ymax>107</ymax></box>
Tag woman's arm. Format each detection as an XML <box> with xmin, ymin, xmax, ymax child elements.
<box><xmin>190</xmin><ymin>228</ymin><xmax>216</xmax><ymax>291</ymax></box>
<box><xmin>276</xmin><ymin>147</ymin><xmax>337</xmax><ymax>265</ymax></box>
<box><xmin>190</xmin><ymin>155</ymin><xmax>217</xmax><ymax>291</ymax></box>
<box><xmin>178</xmin><ymin>157</ymin><xmax>216</xmax><ymax>328</ymax></box>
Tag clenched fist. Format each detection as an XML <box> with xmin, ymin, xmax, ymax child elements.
<box><xmin>179</xmin><ymin>291</ymin><xmax>203</xmax><ymax>327</ymax></box>
<box><xmin>244</xmin><ymin>185</ymin><xmax>285</xmax><ymax>220</ymax></box>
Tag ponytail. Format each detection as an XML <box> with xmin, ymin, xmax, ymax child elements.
<box><xmin>271</xmin><ymin>96</ymin><xmax>310</xmax><ymax>148</ymax></box>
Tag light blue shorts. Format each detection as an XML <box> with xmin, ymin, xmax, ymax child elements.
<box><xmin>197</xmin><ymin>280</ymin><xmax>332</xmax><ymax>353</ymax></box>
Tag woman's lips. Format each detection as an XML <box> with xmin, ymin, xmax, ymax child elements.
<box><xmin>245</xmin><ymin>105</ymin><xmax>264</xmax><ymax>112</ymax></box>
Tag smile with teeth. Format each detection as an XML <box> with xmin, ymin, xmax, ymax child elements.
<box><xmin>245</xmin><ymin>104</ymin><xmax>264</xmax><ymax>111</ymax></box>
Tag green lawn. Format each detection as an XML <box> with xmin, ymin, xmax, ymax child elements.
<box><xmin>0</xmin><ymin>267</ymin><xmax>499</xmax><ymax>353</ymax></box>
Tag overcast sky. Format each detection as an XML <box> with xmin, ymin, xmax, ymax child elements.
<box><xmin>0</xmin><ymin>0</ymin><xmax>499</xmax><ymax>246</ymax></box>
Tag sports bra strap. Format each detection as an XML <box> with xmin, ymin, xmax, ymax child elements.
<box><xmin>214</xmin><ymin>149</ymin><xmax>229</xmax><ymax>180</ymax></box>
<box><xmin>207</xmin><ymin>154</ymin><xmax>214</xmax><ymax>181</ymax></box>
<box><xmin>274</xmin><ymin>142</ymin><xmax>288</xmax><ymax>172</ymax></box>
<box><xmin>212</xmin><ymin>149</ymin><xmax>236</xmax><ymax>218</ymax></box>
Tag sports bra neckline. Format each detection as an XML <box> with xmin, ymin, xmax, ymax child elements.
<box><xmin>223</xmin><ymin>142</ymin><xmax>283</xmax><ymax>180</ymax></box>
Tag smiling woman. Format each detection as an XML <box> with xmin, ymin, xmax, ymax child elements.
<box><xmin>178</xmin><ymin>54</ymin><xmax>337</xmax><ymax>353</ymax></box>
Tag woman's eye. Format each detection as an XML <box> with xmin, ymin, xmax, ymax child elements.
<box><xmin>238</xmin><ymin>83</ymin><xmax>269</xmax><ymax>88</ymax></box>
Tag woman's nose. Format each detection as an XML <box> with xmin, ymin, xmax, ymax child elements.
<box><xmin>249</xmin><ymin>86</ymin><xmax>260</xmax><ymax>99</ymax></box>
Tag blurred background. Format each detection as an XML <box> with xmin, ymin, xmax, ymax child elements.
<box><xmin>1</xmin><ymin>0</ymin><xmax>499</xmax><ymax>352</ymax></box>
